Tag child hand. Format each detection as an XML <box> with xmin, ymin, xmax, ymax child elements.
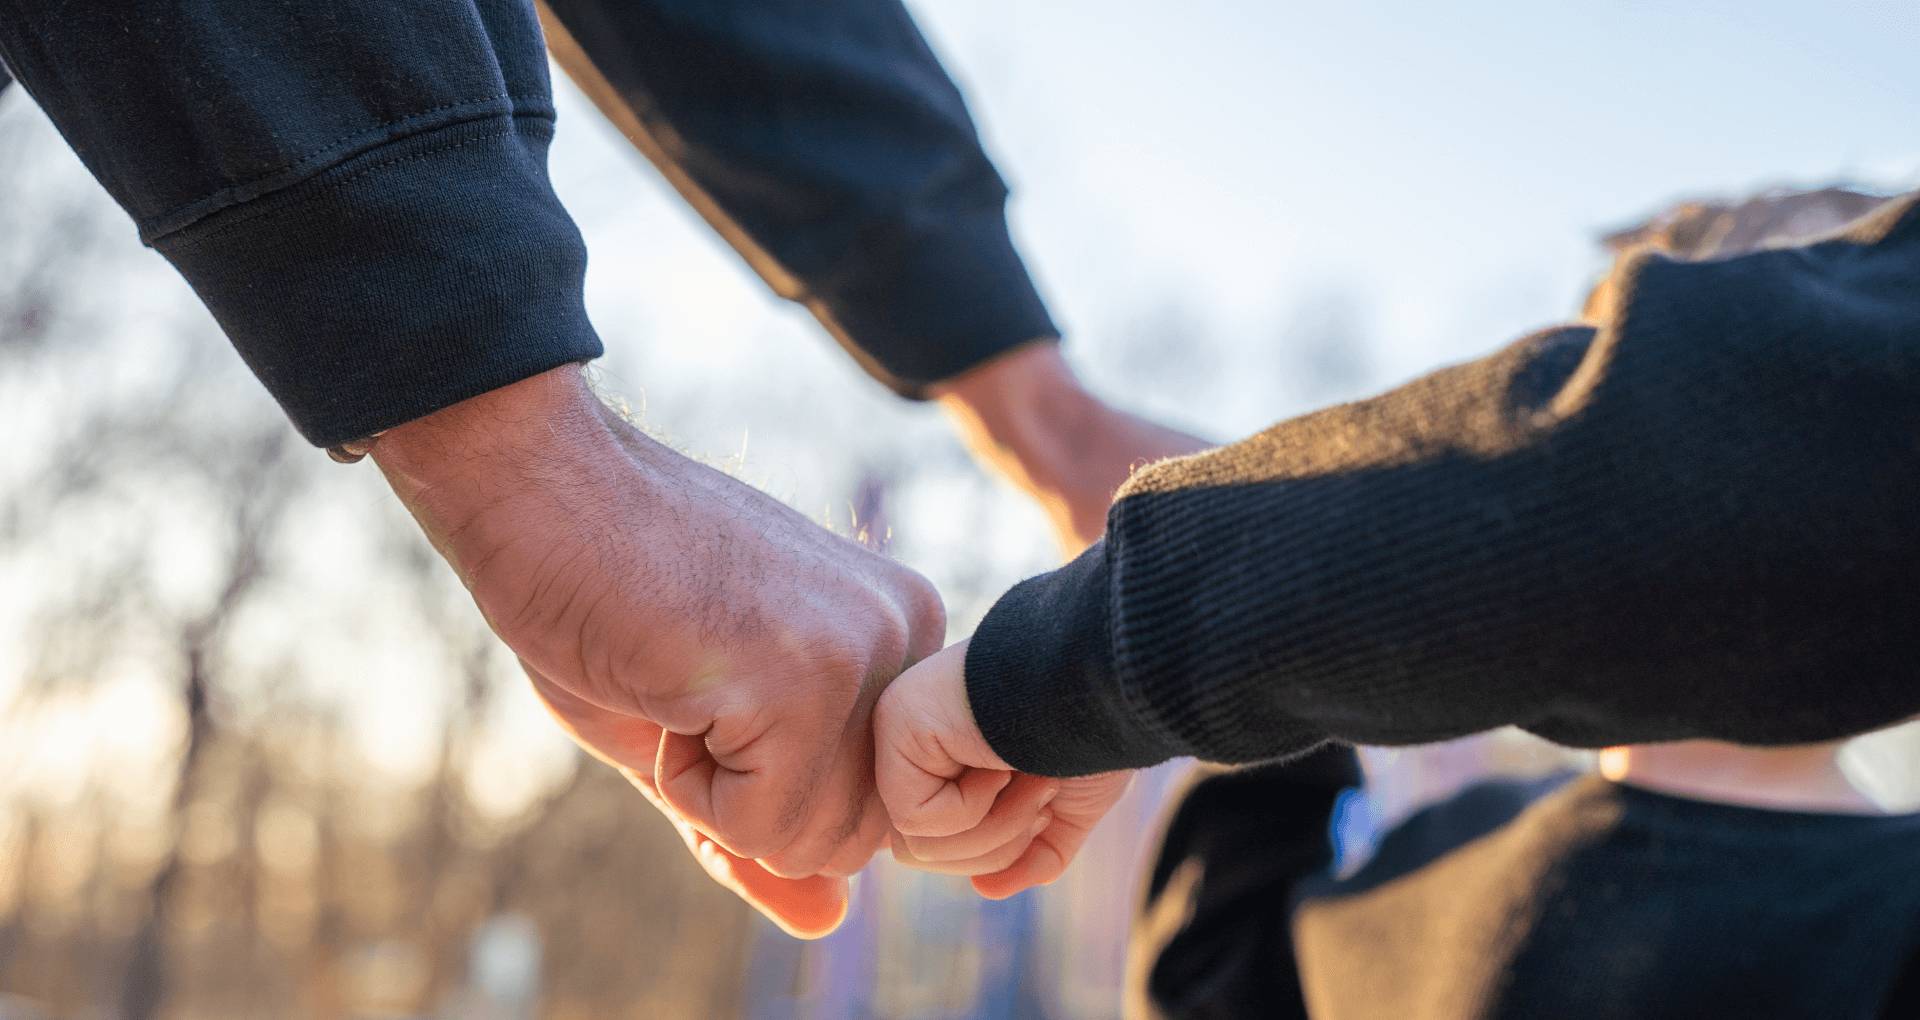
<box><xmin>874</xmin><ymin>638</ymin><xmax>1134</xmax><ymax>898</ymax></box>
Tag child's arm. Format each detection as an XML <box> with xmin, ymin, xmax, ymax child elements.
<box><xmin>961</xmin><ymin>193</ymin><xmax>1920</xmax><ymax>780</ymax></box>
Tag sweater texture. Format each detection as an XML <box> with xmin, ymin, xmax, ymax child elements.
<box><xmin>971</xmin><ymin>192</ymin><xmax>1920</xmax><ymax>776</ymax></box>
<box><xmin>1134</xmin><ymin>760</ymin><xmax>1920</xmax><ymax>1019</ymax></box>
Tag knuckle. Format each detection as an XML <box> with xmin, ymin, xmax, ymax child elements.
<box><xmin>818</xmin><ymin>638</ymin><xmax>871</xmax><ymax>682</ymax></box>
<box><xmin>901</xmin><ymin>573</ymin><xmax>947</xmax><ymax>645</ymax></box>
<box><xmin>706</xmin><ymin>790</ymin><xmax>808</xmax><ymax>861</ymax></box>
<box><xmin>889</xmin><ymin>803</ymin><xmax>931</xmax><ymax>834</ymax></box>
<box><xmin>899</xmin><ymin>806</ymin><xmax>959</xmax><ymax>839</ymax></box>
<box><xmin>986</xmin><ymin>842</ymin><xmax>1028</xmax><ymax>873</ymax></box>
<box><xmin>872</xmin><ymin>694</ymin><xmax>909</xmax><ymax>760</ymax></box>
<box><xmin>761</xmin><ymin>844</ymin><xmax>833</xmax><ymax>879</ymax></box>
<box><xmin>715</xmin><ymin>819</ymin><xmax>785</xmax><ymax>860</ymax></box>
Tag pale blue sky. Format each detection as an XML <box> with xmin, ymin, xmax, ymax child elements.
<box><xmin>911</xmin><ymin>0</ymin><xmax>1920</xmax><ymax>377</ymax></box>
<box><xmin>553</xmin><ymin>0</ymin><xmax>1919</xmax><ymax>445</ymax></box>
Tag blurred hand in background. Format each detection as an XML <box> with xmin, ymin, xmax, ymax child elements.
<box><xmin>934</xmin><ymin>342</ymin><xmax>1209</xmax><ymax>556</ymax></box>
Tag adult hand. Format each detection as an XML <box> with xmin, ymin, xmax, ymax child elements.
<box><xmin>372</xmin><ymin>365</ymin><xmax>947</xmax><ymax>936</ymax></box>
<box><xmin>528</xmin><ymin>665</ymin><xmax>857</xmax><ymax>937</ymax></box>
<box><xmin>874</xmin><ymin>638</ymin><xmax>1133</xmax><ymax>898</ymax></box>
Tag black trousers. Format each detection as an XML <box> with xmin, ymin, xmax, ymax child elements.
<box><xmin>1127</xmin><ymin>748</ymin><xmax>1357</xmax><ymax>1020</ymax></box>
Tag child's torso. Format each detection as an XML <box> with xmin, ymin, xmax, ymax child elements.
<box><xmin>1290</xmin><ymin>774</ymin><xmax>1920</xmax><ymax>1020</ymax></box>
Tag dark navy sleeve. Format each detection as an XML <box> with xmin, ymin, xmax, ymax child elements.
<box><xmin>540</xmin><ymin>0</ymin><xmax>1058</xmax><ymax>393</ymax></box>
<box><xmin>0</xmin><ymin>1</ymin><xmax>602</xmax><ymax>447</ymax></box>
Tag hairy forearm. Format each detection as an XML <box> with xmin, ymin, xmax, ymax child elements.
<box><xmin>372</xmin><ymin>365</ymin><xmax>619</xmax><ymax>570</ymax></box>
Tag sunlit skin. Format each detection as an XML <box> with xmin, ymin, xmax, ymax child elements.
<box><xmin>531</xmin><ymin>669</ymin><xmax>851</xmax><ymax>938</ymax></box>
<box><xmin>869</xmin><ymin>341</ymin><xmax>1205</xmax><ymax>896</ymax></box>
<box><xmin>1598</xmin><ymin>738</ymin><xmax>1884</xmax><ymax>814</ymax></box>
<box><xmin>372</xmin><ymin>364</ymin><xmax>946</xmax><ymax>938</ymax></box>
<box><xmin>879</xmin><ymin>673</ymin><xmax>1908</xmax><ymax>900</ymax></box>
<box><xmin>874</xmin><ymin>638</ymin><xmax>1134</xmax><ymax>899</ymax></box>
<box><xmin>367</xmin><ymin>348</ymin><xmax>1203</xmax><ymax>937</ymax></box>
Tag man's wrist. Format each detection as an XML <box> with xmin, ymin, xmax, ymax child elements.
<box><xmin>370</xmin><ymin>364</ymin><xmax>618</xmax><ymax>560</ymax></box>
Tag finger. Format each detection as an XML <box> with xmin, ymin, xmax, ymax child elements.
<box><xmin>902</xmin><ymin>589</ymin><xmax>948</xmax><ymax>667</ymax></box>
<box><xmin>818</xmin><ymin>793</ymin><xmax>892</xmax><ymax>878</ymax></box>
<box><xmin>970</xmin><ymin>773</ymin><xmax>1132</xmax><ymax>899</ymax></box>
<box><xmin>872</xmin><ymin>642</ymin><xmax>1009</xmax><ymax>839</ymax></box>
<box><xmin>758</xmin><ymin>724</ymin><xmax>876</xmax><ymax>879</ymax></box>
<box><xmin>901</xmin><ymin>765</ymin><xmax>1011</xmax><ymax>838</ymax></box>
<box><xmin>527</xmin><ymin>663</ymin><xmax>849</xmax><ymax>931</ymax></box>
<box><xmin>759</xmin><ymin>780</ymin><xmax>869</xmax><ymax>880</ymax></box>
<box><xmin>663</xmin><ymin>696</ymin><xmax>852</xmax><ymax>864</ymax></box>
<box><xmin>875</xmin><ymin>736</ymin><xmax>1012</xmax><ymax>838</ymax></box>
<box><xmin>525</xmin><ymin>664</ymin><xmax>663</xmax><ymax>776</ymax></box>
<box><xmin>898</xmin><ymin>773</ymin><xmax>1058</xmax><ymax>863</ymax></box>
<box><xmin>653</xmin><ymin>727</ymin><xmax>719</xmax><ymax>828</ymax></box>
<box><xmin>656</xmin><ymin>728</ymin><xmax>800</xmax><ymax>859</ymax></box>
<box><xmin>893</xmin><ymin>811</ymin><xmax>1053</xmax><ymax>877</ymax></box>
<box><xmin>971</xmin><ymin>813</ymin><xmax>1101</xmax><ymax>900</ymax></box>
<box><xmin>688</xmin><ymin>832</ymin><xmax>851</xmax><ymax>939</ymax></box>
<box><xmin>724</xmin><ymin>858</ymin><xmax>851</xmax><ymax>940</ymax></box>
<box><xmin>621</xmin><ymin>767</ymin><xmax>850</xmax><ymax>939</ymax></box>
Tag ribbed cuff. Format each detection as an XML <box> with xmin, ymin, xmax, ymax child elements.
<box><xmin>154</xmin><ymin>114</ymin><xmax>603</xmax><ymax>447</ymax></box>
<box><xmin>810</xmin><ymin>202</ymin><xmax>1058</xmax><ymax>396</ymax></box>
<box><xmin>966</xmin><ymin>541</ymin><xmax>1184</xmax><ymax>777</ymax></box>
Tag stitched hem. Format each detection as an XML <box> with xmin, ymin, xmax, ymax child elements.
<box><xmin>140</xmin><ymin>95</ymin><xmax>554</xmax><ymax>244</ymax></box>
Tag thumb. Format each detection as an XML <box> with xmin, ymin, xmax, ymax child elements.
<box><xmin>655</xmin><ymin>726</ymin><xmax>808</xmax><ymax>860</ymax></box>
<box><xmin>874</xmin><ymin>639</ymin><xmax>1011</xmax><ymax>837</ymax></box>
<box><xmin>620</xmin><ymin>767</ymin><xmax>849</xmax><ymax>939</ymax></box>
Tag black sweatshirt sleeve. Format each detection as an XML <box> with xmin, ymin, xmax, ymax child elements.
<box><xmin>0</xmin><ymin>1</ymin><xmax>602</xmax><ymax>447</ymax></box>
<box><xmin>968</xmin><ymin>192</ymin><xmax>1920</xmax><ymax>777</ymax></box>
<box><xmin>537</xmin><ymin>0</ymin><xmax>1057</xmax><ymax>392</ymax></box>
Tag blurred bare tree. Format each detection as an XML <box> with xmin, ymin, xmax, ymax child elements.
<box><xmin>0</xmin><ymin>97</ymin><xmax>756</xmax><ymax>1020</ymax></box>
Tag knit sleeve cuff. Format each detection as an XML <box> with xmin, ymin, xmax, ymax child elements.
<box><xmin>809</xmin><ymin>202</ymin><xmax>1058</xmax><ymax>396</ymax></box>
<box><xmin>965</xmin><ymin>541</ymin><xmax>1185</xmax><ymax>777</ymax></box>
<box><xmin>151</xmin><ymin>114</ymin><xmax>603</xmax><ymax>448</ymax></box>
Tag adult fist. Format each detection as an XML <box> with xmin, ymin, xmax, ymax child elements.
<box><xmin>373</xmin><ymin>366</ymin><xmax>946</xmax><ymax>934</ymax></box>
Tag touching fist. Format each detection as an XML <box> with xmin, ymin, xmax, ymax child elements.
<box><xmin>873</xmin><ymin>638</ymin><xmax>1132</xmax><ymax>898</ymax></box>
<box><xmin>373</xmin><ymin>366</ymin><xmax>947</xmax><ymax>936</ymax></box>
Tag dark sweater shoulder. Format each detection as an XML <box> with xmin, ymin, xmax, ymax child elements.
<box><xmin>970</xmin><ymin>192</ymin><xmax>1920</xmax><ymax>777</ymax></box>
<box><xmin>1292</xmin><ymin>775</ymin><xmax>1920</xmax><ymax>1020</ymax></box>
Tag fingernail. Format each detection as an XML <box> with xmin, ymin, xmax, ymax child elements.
<box><xmin>1030</xmin><ymin>812</ymin><xmax>1053</xmax><ymax>836</ymax></box>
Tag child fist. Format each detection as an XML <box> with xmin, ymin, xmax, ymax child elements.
<box><xmin>874</xmin><ymin>638</ymin><xmax>1133</xmax><ymax>898</ymax></box>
